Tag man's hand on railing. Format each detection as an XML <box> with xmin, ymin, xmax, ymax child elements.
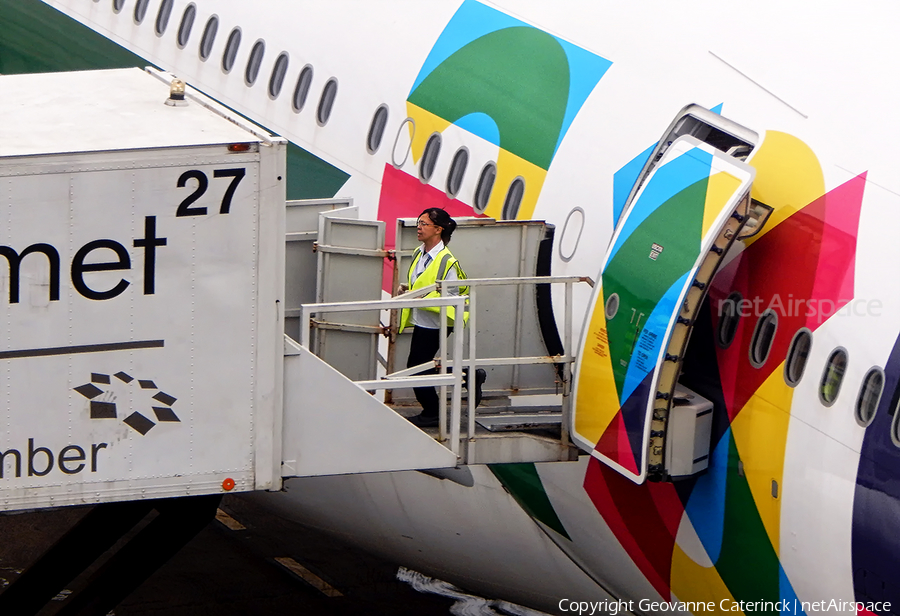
<box><xmin>397</xmin><ymin>283</ymin><xmax>408</xmax><ymax>294</ymax></box>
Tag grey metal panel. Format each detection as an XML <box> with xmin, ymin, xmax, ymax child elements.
<box><xmin>315</xmin><ymin>213</ymin><xmax>386</xmax><ymax>381</ymax></box>
<box><xmin>286</xmin><ymin>198</ymin><xmax>353</xmax><ymax>234</ymax></box>
<box><xmin>317</xmin><ymin>218</ymin><xmax>385</xmax><ymax>327</ymax></box>
<box><xmin>317</xmin><ymin>329</ymin><xmax>379</xmax><ymax>382</ymax></box>
<box><xmin>284</xmin><ymin>199</ymin><xmax>354</xmax><ymax>341</ymax></box>
<box><xmin>511</xmin><ymin>224</ymin><xmax>562</xmax><ymax>393</ymax></box>
<box><xmin>284</xmin><ymin>240</ymin><xmax>317</xmax><ymax>342</ymax></box>
<box><xmin>392</xmin><ymin>218</ymin><xmax>560</xmax><ymax>404</ymax></box>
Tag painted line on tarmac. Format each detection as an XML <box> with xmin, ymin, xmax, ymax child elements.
<box><xmin>215</xmin><ymin>508</ymin><xmax>246</xmax><ymax>531</ymax></box>
<box><xmin>275</xmin><ymin>557</ymin><xmax>343</xmax><ymax>597</ymax></box>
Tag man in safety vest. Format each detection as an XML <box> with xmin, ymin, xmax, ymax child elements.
<box><xmin>399</xmin><ymin>208</ymin><xmax>485</xmax><ymax>428</ymax></box>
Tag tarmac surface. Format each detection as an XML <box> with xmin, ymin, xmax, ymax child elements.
<box><xmin>0</xmin><ymin>494</ymin><xmax>458</xmax><ymax>616</ymax></box>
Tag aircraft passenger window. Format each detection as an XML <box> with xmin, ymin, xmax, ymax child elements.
<box><xmin>502</xmin><ymin>177</ymin><xmax>525</xmax><ymax>220</ymax></box>
<box><xmin>419</xmin><ymin>133</ymin><xmax>442</xmax><ymax>183</ymax></box>
<box><xmin>316</xmin><ymin>78</ymin><xmax>338</xmax><ymax>126</ymax></box>
<box><xmin>855</xmin><ymin>367</ymin><xmax>884</xmax><ymax>427</ymax></box>
<box><xmin>749</xmin><ymin>310</ymin><xmax>777</xmax><ymax>368</ymax></box>
<box><xmin>112</xmin><ymin>0</ymin><xmax>125</xmax><ymax>14</ymax></box>
<box><xmin>268</xmin><ymin>53</ymin><xmax>289</xmax><ymax>99</ymax></box>
<box><xmin>222</xmin><ymin>28</ymin><xmax>241</xmax><ymax>74</ymax></box>
<box><xmin>559</xmin><ymin>207</ymin><xmax>585</xmax><ymax>263</ymax></box>
<box><xmin>366</xmin><ymin>105</ymin><xmax>389</xmax><ymax>154</ymax></box>
<box><xmin>446</xmin><ymin>147</ymin><xmax>468</xmax><ymax>197</ymax></box>
<box><xmin>245</xmin><ymin>40</ymin><xmax>265</xmax><ymax>86</ymax></box>
<box><xmin>133</xmin><ymin>0</ymin><xmax>150</xmax><ymax>24</ymax></box>
<box><xmin>717</xmin><ymin>292</ymin><xmax>742</xmax><ymax>349</ymax></box>
<box><xmin>605</xmin><ymin>292</ymin><xmax>619</xmax><ymax>320</ymax></box>
<box><xmin>155</xmin><ymin>0</ymin><xmax>173</xmax><ymax>36</ymax></box>
<box><xmin>473</xmin><ymin>163</ymin><xmax>496</xmax><ymax>214</ymax></box>
<box><xmin>176</xmin><ymin>4</ymin><xmax>196</xmax><ymax>48</ymax></box>
<box><xmin>784</xmin><ymin>329</ymin><xmax>812</xmax><ymax>387</ymax></box>
<box><xmin>292</xmin><ymin>65</ymin><xmax>314</xmax><ymax>112</ymax></box>
<box><xmin>891</xmin><ymin>400</ymin><xmax>900</xmax><ymax>448</ymax></box>
<box><xmin>199</xmin><ymin>16</ymin><xmax>218</xmax><ymax>61</ymax></box>
<box><xmin>391</xmin><ymin>118</ymin><xmax>414</xmax><ymax>168</ymax></box>
<box><xmin>820</xmin><ymin>348</ymin><xmax>849</xmax><ymax>407</ymax></box>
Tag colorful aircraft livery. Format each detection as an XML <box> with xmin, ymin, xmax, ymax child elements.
<box><xmin>403</xmin><ymin>0</ymin><xmax>611</xmax><ymax>220</ymax></box>
<box><xmin>378</xmin><ymin>0</ymin><xmax>610</xmax><ymax>283</ymax></box>
<box><xmin>573</xmin><ymin>138</ymin><xmax>754</xmax><ymax>481</ymax></box>
<box><xmin>579</xmin><ymin>131</ymin><xmax>867</xmax><ymax>611</ymax></box>
<box><xmin>7</xmin><ymin>1</ymin><xmax>900</xmax><ymax>614</ymax></box>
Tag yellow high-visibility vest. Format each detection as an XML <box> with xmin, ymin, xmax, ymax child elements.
<box><xmin>399</xmin><ymin>245</ymin><xmax>469</xmax><ymax>333</ymax></box>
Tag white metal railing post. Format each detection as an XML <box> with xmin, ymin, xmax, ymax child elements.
<box><xmin>439</xmin><ymin>284</ymin><xmax>448</xmax><ymax>442</ymax></box>
<box><xmin>561</xmin><ymin>280</ymin><xmax>574</xmax><ymax>447</ymax></box>
<box><xmin>450</xmin><ymin>294</ymin><xmax>464</xmax><ymax>456</ymax></box>
<box><xmin>466</xmin><ymin>287</ymin><xmax>477</xmax><ymax>464</ymax></box>
<box><xmin>301</xmin><ymin>305</ymin><xmax>312</xmax><ymax>349</ymax></box>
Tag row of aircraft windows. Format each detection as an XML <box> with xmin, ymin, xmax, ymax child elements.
<box><xmin>108</xmin><ymin>0</ymin><xmax>522</xmax><ymax>212</ymax></box>
<box><xmin>718</xmin><ymin>294</ymin><xmax>900</xmax><ymax>443</ymax></box>
<box><xmin>113</xmin><ymin>0</ymin><xmax>339</xmax><ymax>125</ymax></box>
<box><xmin>416</xmin><ymin>132</ymin><xmax>524</xmax><ymax>217</ymax></box>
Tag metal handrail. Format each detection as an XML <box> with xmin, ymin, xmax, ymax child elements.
<box><xmin>436</xmin><ymin>276</ymin><xmax>593</xmax><ymax>460</ymax></box>
<box><xmin>300</xmin><ymin>292</ymin><xmax>467</xmax><ymax>452</ymax></box>
<box><xmin>299</xmin><ymin>275</ymin><xmax>594</xmax><ymax>463</ymax></box>
<box><xmin>436</xmin><ymin>275</ymin><xmax>595</xmax><ymax>288</ymax></box>
<box><xmin>298</xmin><ymin>288</ymin><xmax>448</xmax><ymax>348</ymax></box>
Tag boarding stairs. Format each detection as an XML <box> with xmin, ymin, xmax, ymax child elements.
<box><xmin>281</xmin><ymin>202</ymin><xmax>588</xmax><ymax>476</ymax></box>
<box><xmin>281</xmin><ymin>104</ymin><xmax>772</xmax><ymax>480</ymax></box>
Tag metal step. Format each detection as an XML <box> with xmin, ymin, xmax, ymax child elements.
<box><xmin>475</xmin><ymin>412</ymin><xmax>562</xmax><ymax>432</ymax></box>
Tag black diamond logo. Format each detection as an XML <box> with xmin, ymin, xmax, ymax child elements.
<box><xmin>123</xmin><ymin>412</ymin><xmax>155</xmax><ymax>435</ymax></box>
<box><xmin>90</xmin><ymin>401</ymin><xmax>117</xmax><ymax>419</ymax></box>
<box><xmin>153</xmin><ymin>407</ymin><xmax>180</xmax><ymax>422</ymax></box>
<box><xmin>74</xmin><ymin>372</ymin><xmax>180</xmax><ymax>436</ymax></box>
<box><xmin>74</xmin><ymin>384</ymin><xmax>104</xmax><ymax>400</ymax></box>
<box><xmin>153</xmin><ymin>392</ymin><xmax>177</xmax><ymax>406</ymax></box>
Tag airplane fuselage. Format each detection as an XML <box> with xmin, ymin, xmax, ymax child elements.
<box><xmin>10</xmin><ymin>1</ymin><xmax>900</xmax><ymax>613</ymax></box>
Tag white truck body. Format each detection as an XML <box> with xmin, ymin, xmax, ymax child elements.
<box><xmin>0</xmin><ymin>67</ymin><xmax>286</xmax><ymax>510</ymax></box>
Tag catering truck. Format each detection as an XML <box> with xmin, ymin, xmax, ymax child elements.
<box><xmin>0</xmin><ymin>67</ymin><xmax>287</xmax><ymax>510</ymax></box>
<box><xmin>0</xmin><ymin>63</ymin><xmax>584</xmax><ymax>615</ymax></box>
<box><xmin>0</xmin><ymin>66</ymin><xmax>572</xmax><ymax>519</ymax></box>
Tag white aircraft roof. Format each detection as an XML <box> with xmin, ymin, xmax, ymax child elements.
<box><xmin>0</xmin><ymin>67</ymin><xmax>267</xmax><ymax>158</ymax></box>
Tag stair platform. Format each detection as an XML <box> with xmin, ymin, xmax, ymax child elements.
<box><xmin>391</xmin><ymin>403</ymin><xmax>577</xmax><ymax>465</ymax></box>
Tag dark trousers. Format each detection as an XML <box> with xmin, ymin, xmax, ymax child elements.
<box><xmin>407</xmin><ymin>325</ymin><xmax>452</xmax><ymax>416</ymax></box>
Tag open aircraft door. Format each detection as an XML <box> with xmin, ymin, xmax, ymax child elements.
<box><xmin>572</xmin><ymin>136</ymin><xmax>755</xmax><ymax>483</ymax></box>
